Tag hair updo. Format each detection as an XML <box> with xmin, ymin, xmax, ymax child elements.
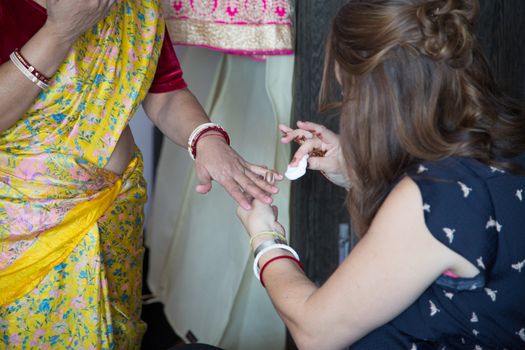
<box><xmin>417</xmin><ymin>0</ymin><xmax>478</xmax><ymax>68</ymax></box>
<box><xmin>320</xmin><ymin>0</ymin><xmax>525</xmax><ymax>237</ymax></box>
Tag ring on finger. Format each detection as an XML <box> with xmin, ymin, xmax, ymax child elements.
<box><xmin>264</xmin><ymin>171</ymin><xmax>275</xmax><ymax>185</ymax></box>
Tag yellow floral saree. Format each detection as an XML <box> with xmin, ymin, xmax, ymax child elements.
<box><xmin>0</xmin><ymin>0</ymin><xmax>164</xmax><ymax>348</ymax></box>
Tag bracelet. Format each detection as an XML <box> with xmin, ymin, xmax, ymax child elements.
<box><xmin>260</xmin><ymin>255</ymin><xmax>304</xmax><ymax>288</ymax></box>
<box><xmin>253</xmin><ymin>238</ymin><xmax>288</xmax><ymax>259</ymax></box>
<box><xmin>249</xmin><ymin>231</ymin><xmax>287</xmax><ymax>248</ymax></box>
<box><xmin>13</xmin><ymin>49</ymin><xmax>50</xmax><ymax>84</ymax></box>
<box><xmin>9</xmin><ymin>50</ymin><xmax>50</xmax><ymax>89</ymax></box>
<box><xmin>187</xmin><ymin>122</ymin><xmax>230</xmax><ymax>160</ymax></box>
<box><xmin>253</xmin><ymin>243</ymin><xmax>300</xmax><ymax>280</ymax></box>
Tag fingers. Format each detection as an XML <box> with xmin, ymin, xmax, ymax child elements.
<box><xmin>239</xmin><ymin>170</ymin><xmax>275</xmax><ymax>203</ymax></box>
<box><xmin>279</xmin><ymin>124</ymin><xmax>313</xmax><ymax>145</ymax></box>
<box><xmin>215</xmin><ymin>167</ymin><xmax>273</xmax><ymax>210</ymax></box>
<box><xmin>296</xmin><ymin>121</ymin><xmax>338</xmax><ymax>143</ymax></box>
<box><xmin>247</xmin><ymin>163</ymin><xmax>284</xmax><ymax>182</ymax></box>
<box><xmin>223</xmin><ymin>179</ymin><xmax>253</xmax><ymax>210</ymax></box>
<box><xmin>290</xmin><ymin>138</ymin><xmax>323</xmax><ymax>166</ymax></box>
<box><xmin>102</xmin><ymin>0</ymin><xmax>117</xmax><ymax>15</ymax></box>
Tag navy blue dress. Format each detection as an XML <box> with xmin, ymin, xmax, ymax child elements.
<box><xmin>350</xmin><ymin>156</ymin><xmax>525</xmax><ymax>350</ymax></box>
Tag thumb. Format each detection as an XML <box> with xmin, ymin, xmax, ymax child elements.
<box><xmin>307</xmin><ymin>157</ymin><xmax>332</xmax><ymax>171</ymax></box>
<box><xmin>195</xmin><ymin>169</ymin><xmax>213</xmax><ymax>194</ymax></box>
<box><xmin>271</xmin><ymin>205</ymin><xmax>279</xmax><ymax>220</ymax></box>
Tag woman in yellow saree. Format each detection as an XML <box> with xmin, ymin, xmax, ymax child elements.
<box><xmin>0</xmin><ymin>0</ymin><xmax>280</xmax><ymax>348</ymax></box>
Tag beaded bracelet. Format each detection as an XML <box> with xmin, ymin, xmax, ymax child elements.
<box><xmin>10</xmin><ymin>51</ymin><xmax>49</xmax><ymax>89</ymax></box>
<box><xmin>260</xmin><ymin>255</ymin><xmax>304</xmax><ymax>288</ymax></box>
<box><xmin>253</xmin><ymin>243</ymin><xmax>300</xmax><ymax>280</ymax></box>
<box><xmin>187</xmin><ymin>122</ymin><xmax>230</xmax><ymax>160</ymax></box>
<box><xmin>13</xmin><ymin>49</ymin><xmax>50</xmax><ymax>84</ymax></box>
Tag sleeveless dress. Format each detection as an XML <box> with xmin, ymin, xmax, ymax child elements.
<box><xmin>351</xmin><ymin>156</ymin><xmax>525</xmax><ymax>349</ymax></box>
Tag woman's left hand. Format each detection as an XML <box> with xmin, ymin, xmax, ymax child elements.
<box><xmin>195</xmin><ymin>135</ymin><xmax>283</xmax><ymax>210</ymax></box>
<box><xmin>237</xmin><ymin>199</ymin><xmax>284</xmax><ymax>237</ymax></box>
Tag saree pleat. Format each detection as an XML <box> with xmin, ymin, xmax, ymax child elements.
<box><xmin>0</xmin><ymin>0</ymin><xmax>163</xmax><ymax>348</ymax></box>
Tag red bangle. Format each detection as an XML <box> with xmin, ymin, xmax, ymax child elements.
<box><xmin>259</xmin><ymin>255</ymin><xmax>304</xmax><ymax>288</ymax></box>
<box><xmin>14</xmin><ymin>49</ymin><xmax>51</xmax><ymax>84</ymax></box>
<box><xmin>191</xmin><ymin>126</ymin><xmax>230</xmax><ymax>159</ymax></box>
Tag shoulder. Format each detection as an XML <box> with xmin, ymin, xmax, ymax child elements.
<box><xmin>402</xmin><ymin>157</ymin><xmax>499</xmax><ymax>282</ymax></box>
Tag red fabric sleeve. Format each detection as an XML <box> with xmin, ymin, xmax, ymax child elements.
<box><xmin>0</xmin><ymin>0</ymin><xmax>47</xmax><ymax>64</ymax></box>
<box><xmin>0</xmin><ymin>0</ymin><xmax>187</xmax><ymax>93</ymax></box>
<box><xmin>149</xmin><ymin>28</ymin><xmax>188</xmax><ymax>93</ymax></box>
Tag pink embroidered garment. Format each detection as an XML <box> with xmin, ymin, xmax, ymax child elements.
<box><xmin>164</xmin><ymin>0</ymin><xmax>294</xmax><ymax>57</ymax></box>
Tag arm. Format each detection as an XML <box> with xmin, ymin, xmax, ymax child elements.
<box><xmin>0</xmin><ymin>0</ymin><xmax>116</xmax><ymax>133</ymax></box>
<box><xmin>143</xmin><ymin>89</ymin><xmax>281</xmax><ymax>209</ymax></box>
<box><xmin>238</xmin><ymin>177</ymin><xmax>474</xmax><ymax>349</ymax></box>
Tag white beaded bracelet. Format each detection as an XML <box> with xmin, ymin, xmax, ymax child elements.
<box><xmin>253</xmin><ymin>243</ymin><xmax>300</xmax><ymax>281</ymax></box>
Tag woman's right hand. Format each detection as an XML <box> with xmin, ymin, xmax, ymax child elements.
<box><xmin>279</xmin><ymin>121</ymin><xmax>351</xmax><ymax>190</ymax></box>
<box><xmin>45</xmin><ymin>0</ymin><xmax>117</xmax><ymax>44</ymax></box>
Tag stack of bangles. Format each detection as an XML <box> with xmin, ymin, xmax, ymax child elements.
<box><xmin>9</xmin><ymin>49</ymin><xmax>51</xmax><ymax>89</ymax></box>
<box><xmin>187</xmin><ymin>122</ymin><xmax>231</xmax><ymax>160</ymax></box>
<box><xmin>250</xmin><ymin>231</ymin><xmax>304</xmax><ymax>288</ymax></box>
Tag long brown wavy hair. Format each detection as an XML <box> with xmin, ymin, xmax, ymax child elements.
<box><xmin>320</xmin><ymin>0</ymin><xmax>525</xmax><ymax>237</ymax></box>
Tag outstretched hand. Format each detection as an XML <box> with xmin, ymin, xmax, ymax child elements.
<box><xmin>195</xmin><ymin>135</ymin><xmax>283</xmax><ymax>210</ymax></box>
<box><xmin>280</xmin><ymin>121</ymin><xmax>351</xmax><ymax>189</ymax></box>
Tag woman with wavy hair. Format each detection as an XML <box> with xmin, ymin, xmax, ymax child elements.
<box><xmin>238</xmin><ymin>0</ymin><xmax>525</xmax><ymax>348</ymax></box>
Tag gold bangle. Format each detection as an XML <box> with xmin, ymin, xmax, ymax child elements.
<box><xmin>249</xmin><ymin>231</ymin><xmax>287</xmax><ymax>248</ymax></box>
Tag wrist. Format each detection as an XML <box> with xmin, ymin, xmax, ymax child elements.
<box><xmin>187</xmin><ymin>123</ymin><xmax>230</xmax><ymax>160</ymax></box>
<box><xmin>196</xmin><ymin>132</ymin><xmax>229</xmax><ymax>152</ymax></box>
<box><xmin>249</xmin><ymin>230</ymin><xmax>287</xmax><ymax>251</ymax></box>
<box><xmin>41</xmin><ymin>22</ymin><xmax>77</xmax><ymax>48</ymax></box>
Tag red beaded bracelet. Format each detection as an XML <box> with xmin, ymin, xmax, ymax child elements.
<box><xmin>191</xmin><ymin>125</ymin><xmax>230</xmax><ymax>160</ymax></box>
<box><xmin>259</xmin><ymin>255</ymin><xmax>305</xmax><ymax>288</ymax></box>
<box><xmin>13</xmin><ymin>49</ymin><xmax>51</xmax><ymax>84</ymax></box>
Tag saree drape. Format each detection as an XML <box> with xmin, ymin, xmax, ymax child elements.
<box><xmin>0</xmin><ymin>1</ymin><xmax>164</xmax><ymax>348</ymax></box>
<box><xmin>163</xmin><ymin>0</ymin><xmax>294</xmax><ymax>57</ymax></box>
<box><xmin>146</xmin><ymin>47</ymin><xmax>294</xmax><ymax>349</ymax></box>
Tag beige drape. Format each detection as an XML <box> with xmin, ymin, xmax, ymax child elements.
<box><xmin>146</xmin><ymin>47</ymin><xmax>294</xmax><ymax>349</ymax></box>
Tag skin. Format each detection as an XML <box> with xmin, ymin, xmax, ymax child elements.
<box><xmin>237</xmin><ymin>121</ymin><xmax>481</xmax><ymax>349</ymax></box>
<box><xmin>0</xmin><ymin>0</ymin><xmax>281</xmax><ymax>209</ymax></box>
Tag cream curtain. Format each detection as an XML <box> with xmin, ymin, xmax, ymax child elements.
<box><xmin>146</xmin><ymin>47</ymin><xmax>294</xmax><ymax>349</ymax></box>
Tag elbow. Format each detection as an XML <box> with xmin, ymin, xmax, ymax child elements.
<box><xmin>289</xmin><ymin>326</ymin><xmax>345</xmax><ymax>350</ymax></box>
<box><xmin>293</xmin><ymin>332</ymin><xmax>325</xmax><ymax>350</ymax></box>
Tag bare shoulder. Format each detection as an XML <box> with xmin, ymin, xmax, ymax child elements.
<box><xmin>367</xmin><ymin>176</ymin><xmax>427</xmax><ymax>240</ymax></box>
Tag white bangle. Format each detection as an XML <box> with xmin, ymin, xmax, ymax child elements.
<box><xmin>187</xmin><ymin>122</ymin><xmax>228</xmax><ymax>160</ymax></box>
<box><xmin>9</xmin><ymin>52</ymin><xmax>49</xmax><ymax>89</ymax></box>
<box><xmin>253</xmin><ymin>244</ymin><xmax>300</xmax><ymax>281</ymax></box>
<box><xmin>253</xmin><ymin>238</ymin><xmax>288</xmax><ymax>258</ymax></box>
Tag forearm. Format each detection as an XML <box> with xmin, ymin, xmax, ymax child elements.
<box><xmin>0</xmin><ymin>24</ymin><xmax>73</xmax><ymax>132</ymax></box>
<box><xmin>260</xmin><ymin>251</ymin><xmax>353</xmax><ymax>349</ymax></box>
<box><xmin>143</xmin><ymin>88</ymin><xmax>210</xmax><ymax>147</ymax></box>
<box><xmin>252</xmin><ymin>246</ymin><xmax>324</xmax><ymax>349</ymax></box>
